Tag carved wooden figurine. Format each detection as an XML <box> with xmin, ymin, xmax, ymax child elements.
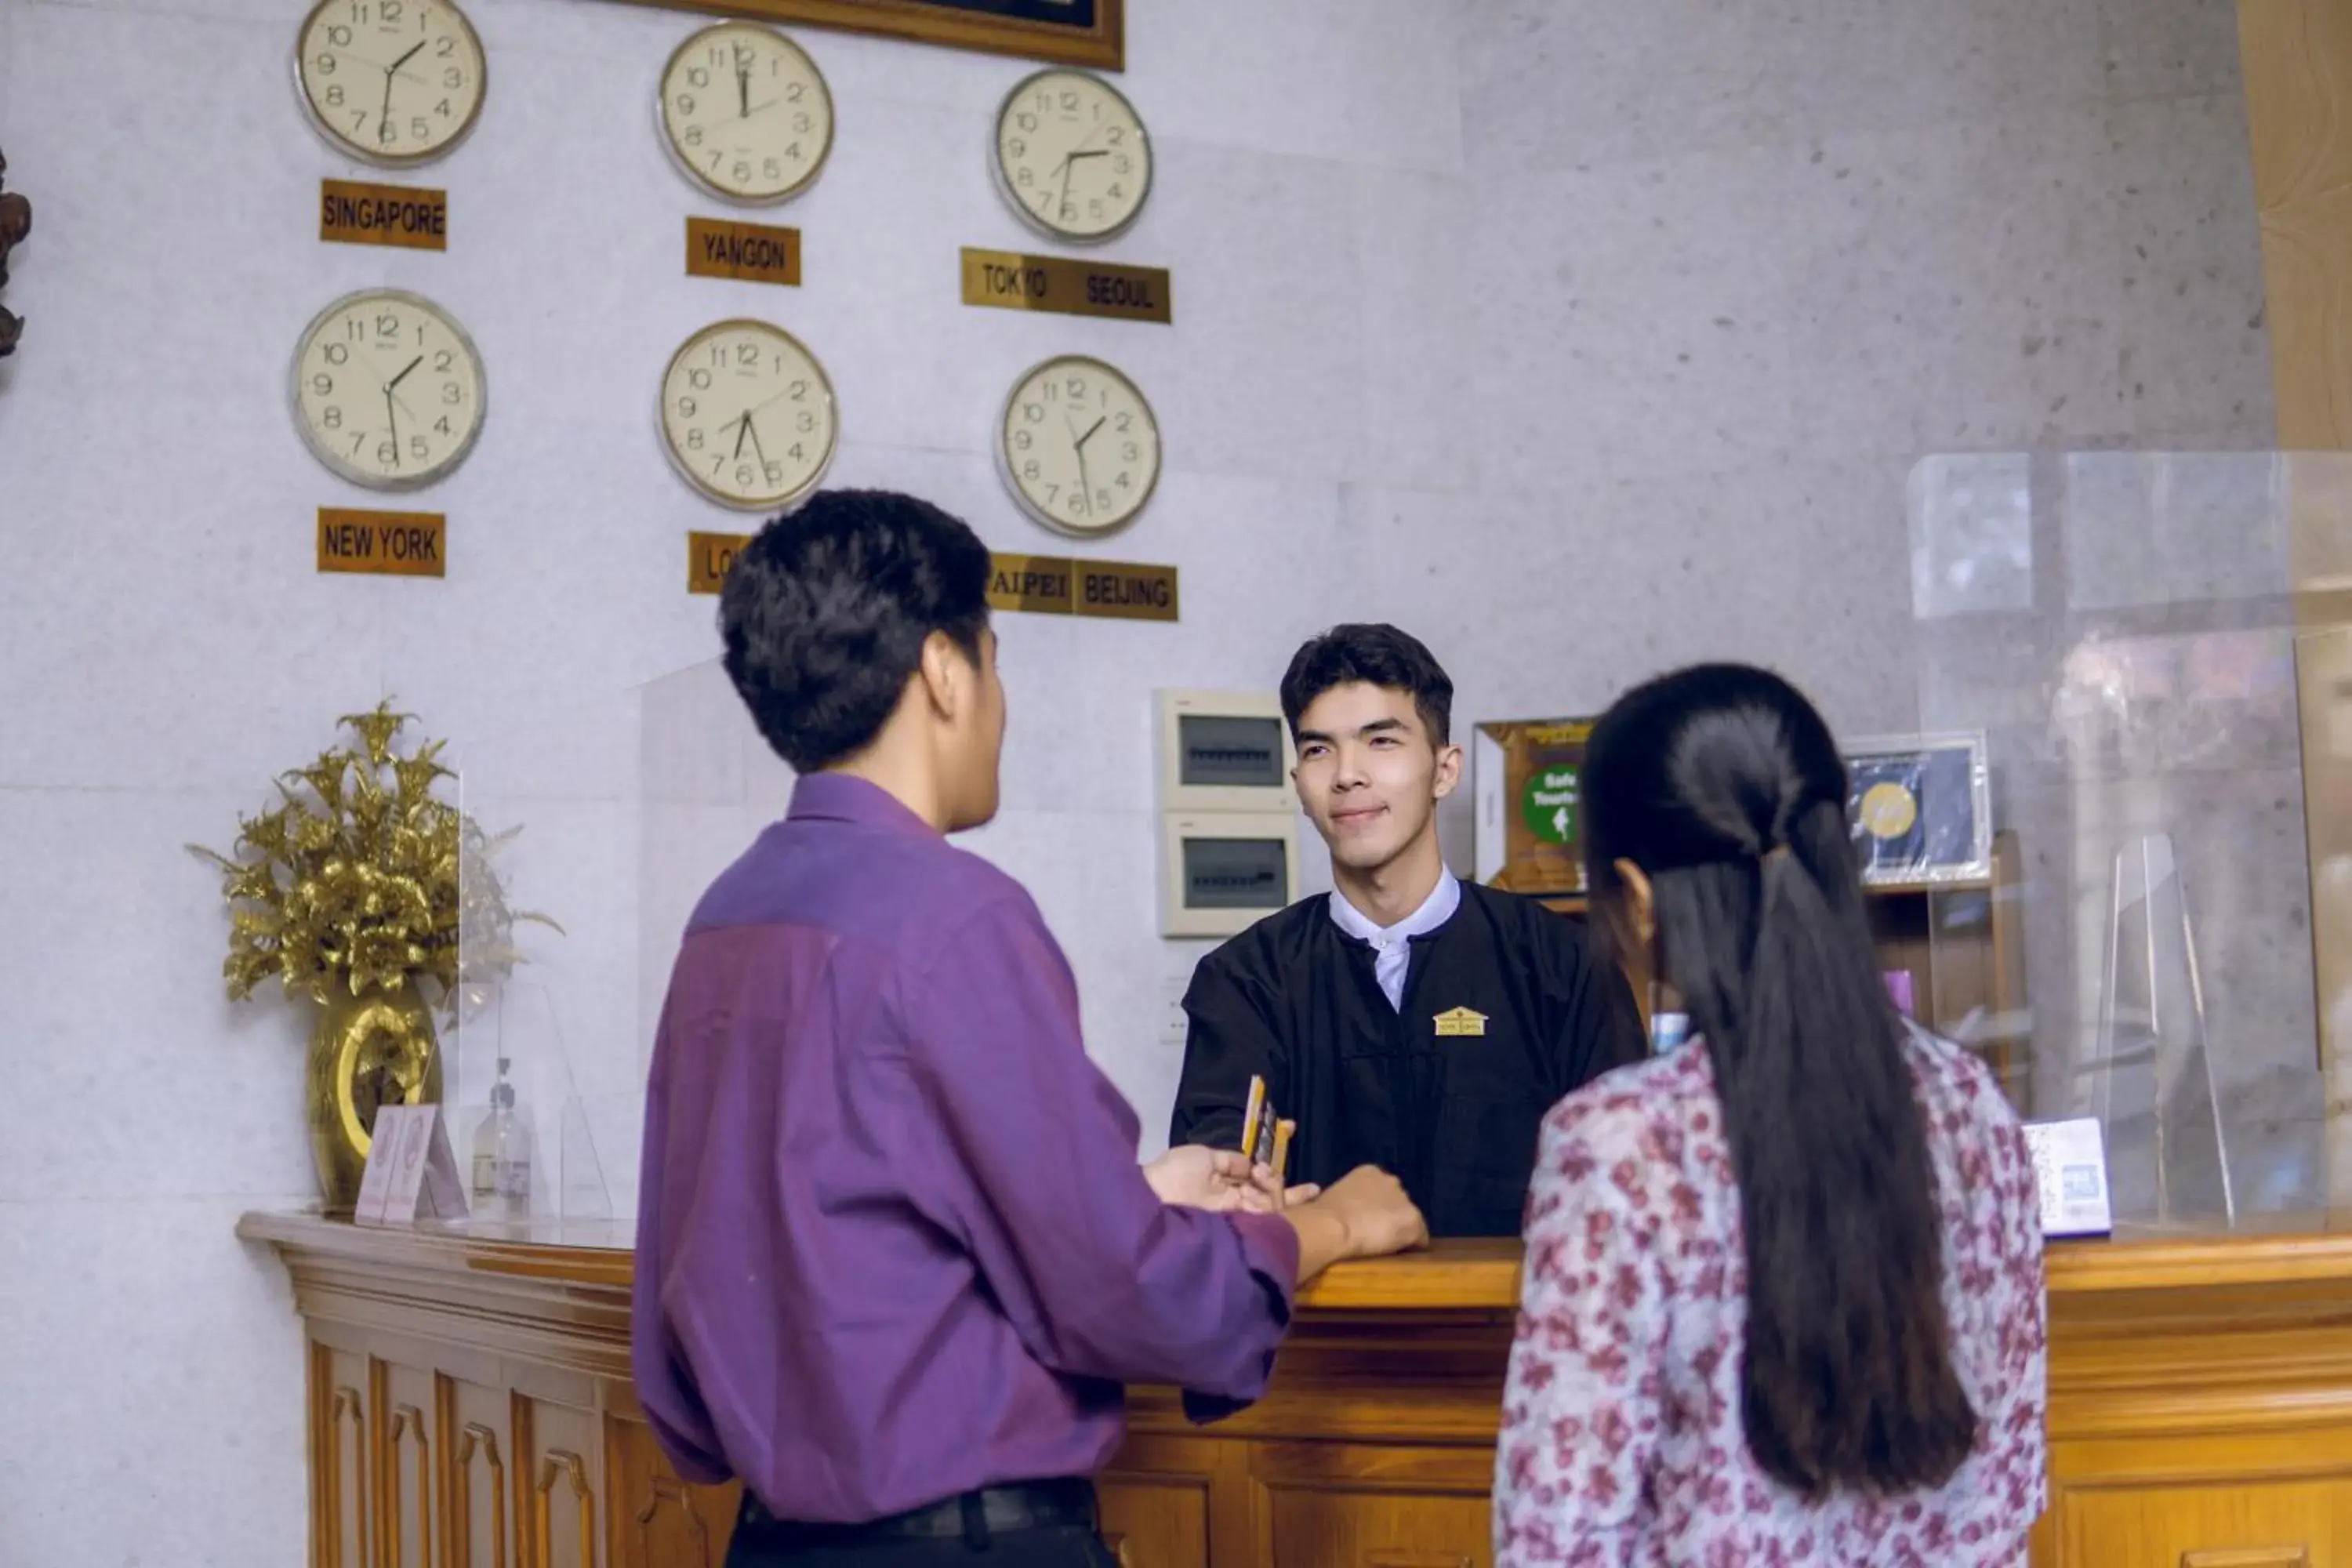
<box><xmin>0</xmin><ymin>147</ymin><xmax>28</xmax><ymax>357</ymax></box>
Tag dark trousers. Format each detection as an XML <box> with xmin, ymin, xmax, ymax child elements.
<box><xmin>725</xmin><ymin>1481</ymin><xmax>1120</xmax><ymax>1568</ymax></box>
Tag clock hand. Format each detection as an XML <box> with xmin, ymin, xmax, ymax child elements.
<box><xmin>387</xmin><ymin>40</ymin><xmax>427</xmax><ymax>74</ymax></box>
<box><xmin>1073</xmin><ymin>415</ymin><xmax>1105</xmax><ymax>451</ymax></box>
<box><xmin>387</xmin><ymin>355</ymin><xmax>423</xmax><ymax>393</ymax></box>
<box><xmin>732</xmin><ymin>412</ymin><xmax>750</xmax><ymax>459</ymax></box>
<box><xmin>384</xmin><ymin>390</ymin><xmax>401</xmax><ymax>467</ymax></box>
<box><xmin>738</xmin><ymin>63</ymin><xmax>750</xmax><ymax>118</ymax></box>
<box><xmin>744</xmin><ymin>414</ymin><xmax>770</xmax><ymax>466</ymax></box>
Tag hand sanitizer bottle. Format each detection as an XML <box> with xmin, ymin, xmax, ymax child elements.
<box><xmin>469</xmin><ymin>1058</ymin><xmax>534</xmax><ymax>1222</ymax></box>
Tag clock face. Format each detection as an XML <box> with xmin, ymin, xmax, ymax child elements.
<box><xmin>660</xmin><ymin>320</ymin><xmax>838</xmax><ymax>511</ymax></box>
<box><xmin>993</xmin><ymin>68</ymin><xmax>1151</xmax><ymax>243</ymax></box>
<box><xmin>291</xmin><ymin>289</ymin><xmax>487</xmax><ymax>490</ymax></box>
<box><xmin>659</xmin><ymin>23</ymin><xmax>834</xmax><ymax>205</ymax></box>
<box><xmin>998</xmin><ymin>355</ymin><xmax>1161</xmax><ymax>536</ymax></box>
<box><xmin>295</xmin><ymin>0</ymin><xmax>487</xmax><ymax>166</ymax></box>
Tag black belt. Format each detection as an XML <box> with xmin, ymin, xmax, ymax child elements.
<box><xmin>739</xmin><ymin>1477</ymin><xmax>1098</xmax><ymax>1548</ymax></box>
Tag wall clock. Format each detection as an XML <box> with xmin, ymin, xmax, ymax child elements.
<box><xmin>997</xmin><ymin>354</ymin><xmax>1160</xmax><ymax>535</ymax></box>
<box><xmin>993</xmin><ymin>67</ymin><xmax>1150</xmax><ymax>244</ymax></box>
<box><xmin>659</xmin><ymin>22</ymin><xmax>835</xmax><ymax>205</ymax></box>
<box><xmin>295</xmin><ymin>0</ymin><xmax>488</xmax><ymax>166</ymax></box>
<box><xmin>291</xmin><ymin>288</ymin><xmax>487</xmax><ymax>490</ymax></box>
<box><xmin>660</xmin><ymin>319</ymin><xmax>839</xmax><ymax>511</ymax></box>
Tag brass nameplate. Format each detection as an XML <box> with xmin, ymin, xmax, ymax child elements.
<box><xmin>686</xmin><ymin>218</ymin><xmax>802</xmax><ymax>286</ymax></box>
<box><xmin>320</xmin><ymin>180</ymin><xmax>448</xmax><ymax>251</ymax></box>
<box><xmin>960</xmin><ymin>248</ymin><xmax>1171</xmax><ymax>324</ymax></box>
<box><xmin>984</xmin><ymin>551</ymin><xmax>1175</xmax><ymax>621</ymax></box>
<box><xmin>1074</xmin><ymin>557</ymin><xmax>1178</xmax><ymax>621</ymax></box>
<box><xmin>986</xmin><ymin>552</ymin><xmax>1075</xmax><ymax>615</ymax></box>
<box><xmin>688</xmin><ymin>531</ymin><xmax>753</xmax><ymax>595</ymax></box>
<box><xmin>318</xmin><ymin>509</ymin><xmax>445</xmax><ymax>577</ymax></box>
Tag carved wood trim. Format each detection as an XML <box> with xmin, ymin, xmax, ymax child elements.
<box><xmin>456</xmin><ymin>1422</ymin><xmax>509</xmax><ymax>1568</ymax></box>
<box><xmin>330</xmin><ymin>1385</ymin><xmax>368</xmax><ymax>1568</ymax></box>
<box><xmin>633</xmin><ymin>1475</ymin><xmax>713</xmax><ymax>1566</ymax></box>
<box><xmin>537</xmin><ymin>1450</ymin><xmax>594</xmax><ymax>1568</ymax></box>
<box><xmin>389</xmin><ymin>1404</ymin><xmax>431</xmax><ymax>1568</ymax></box>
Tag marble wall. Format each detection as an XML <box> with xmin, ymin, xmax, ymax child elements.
<box><xmin>0</xmin><ymin>0</ymin><xmax>2274</xmax><ymax>1561</ymax></box>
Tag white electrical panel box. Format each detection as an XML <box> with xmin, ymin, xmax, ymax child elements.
<box><xmin>1157</xmin><ymin>811</ymin><xmax>1301</xmax><ymax>938</ymax></box>
<box><xmin>1153</xmin><ymin>689</ymin><xmax>1297</xmax><ymax>814</ymax></box>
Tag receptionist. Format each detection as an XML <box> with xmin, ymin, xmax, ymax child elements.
<box><xmin>1170</xmin><ymin>624</ymin><xmax>1646</xmax><ymax>1238</ymax></box>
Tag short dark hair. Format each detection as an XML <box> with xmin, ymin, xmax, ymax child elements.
<box><xmin>1582</xmin><ymin>662</ymin><xmax>1979</xmax><ymax>1499</ymax></box>
<box><xmin>718</xmin><ymin>489</ymin><xmax>992</xmax><ymax>773</ymax></box>
<box><xmin>1279</xmin><ymin>624</ymin><xmax>1454</xmax><ymax>745</ymax></box>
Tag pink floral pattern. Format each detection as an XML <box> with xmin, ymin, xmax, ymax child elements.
<box><xmin>1494</xmin><ymin>1029</ymin><xmax>2047</xmax><ymax>1567</ymax></box>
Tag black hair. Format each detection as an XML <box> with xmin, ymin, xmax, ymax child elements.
<box><xmin>1279</xmin><ymin>623</ymin><xmax>1454</xmax><ymax>745</ymax></box>
<box><xmin>1581</xmin><ymin>662</ymin><xmax>1979</xmax><ymax>1501</ymax></box>
<box><xmin>718</xmin><ymin>489</ymin><xmax>992</xmax><ymax>773</ymax></box>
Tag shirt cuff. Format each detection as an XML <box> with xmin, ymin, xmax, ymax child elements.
<box><xmin>1179</xmin><ymin>1209</ymin><xmax>1300</xmax><ymax>1426</ymax></box>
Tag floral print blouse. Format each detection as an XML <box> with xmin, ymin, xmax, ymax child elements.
<box><xmin>1494</xmin><ymin>1029</ymin><xmax>2047</xmax><ymax>1567</ymax></box>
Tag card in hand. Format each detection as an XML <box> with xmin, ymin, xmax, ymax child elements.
<box><xmin>1239</xmin><ymin>1074</ymin><xmax>1281</xmax><ymax>1168</ymax></box>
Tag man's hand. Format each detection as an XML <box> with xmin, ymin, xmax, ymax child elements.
<box><xmin>1144</xmin><ymin>1145</ymin><xmax>1321</xmax><ymax>1214</ymax></box>
<box><xmin>1142</xmin><ymin>1143</ymin><xmax>1258</xmax><ymax>1210</ymax></box>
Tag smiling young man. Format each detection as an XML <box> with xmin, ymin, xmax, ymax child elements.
<box><xmin>1168</xmin><ymin>624</ymin><xmax>1646</xmax><ymax>1238</ymax></box>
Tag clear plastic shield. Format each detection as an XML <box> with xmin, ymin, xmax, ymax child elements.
<box><xmin>1908</xmin><ymin>452</ymin><xmax>2352</xmax><ymax>1225</ymax></box>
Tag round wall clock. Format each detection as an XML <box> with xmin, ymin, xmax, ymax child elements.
<box><xmin>659</xmin><ymin>319</ymin><xmax>838</xmax><ymax>512</ymax></box>
<box><xmin>295</xmin><ymin>0</ymin><xmax>487</xmax><ymax>166</ymax></box>
<box><xmin>997</xmin><ymin>354</ymin><xmax>1161</xmax><ymax>536</ymax></box>
<box><xmin>290</xmin><ymin>288</ymin><xmax>487</xmax><ymax>490</ymax></box>
<box><xmin>992</xmin><ymin>68</ymin><xmax>1151</xmax><ymax>244</ymax></box>
<box><xmin>659</xmin><ymin>22</ymin><xmax>834</xmax><ymax>205</ymax></box>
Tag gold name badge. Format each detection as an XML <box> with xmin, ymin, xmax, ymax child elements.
<box><xmin>686</xmin><ymin>219</ymin><xmax>802</xmax><ymax>286</ymax></box>
<box><xmin>688</xmin><ymin>531</ymin><xmax>753</xmax><ymax>595</ymax></box>
<box><xmin>986</xmin><ymin>552</ymin><xmax>1178</xmax><ymax>622</ymax></box>
<box><xmin>317</xmin><ymin>509</ymin><xmax>446</xmax><ymax>577</ymax></box>
<box><xmin>319</xmin><ymin>180</ymin><xmax>448</xmax><ymax>251</ymax></box>
<box><xmin>960</xmin><ymin>248</ymin><xmax>1171</xmax><ymax>325</ymax></box>
<box><xmin>1433</xmin><ymin>1006</ymin><xmax>1489</xmax><ymax>1038</ymax></box>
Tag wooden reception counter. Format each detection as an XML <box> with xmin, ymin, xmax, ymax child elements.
<box><xmin>239</xmin><ymin>1210</ymin><xmax>2352</xmax><ymax>1568</ymax></box>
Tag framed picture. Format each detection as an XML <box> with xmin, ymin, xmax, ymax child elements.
<box><xmin>1840</xmin><ymin>731</ymin><xmax>1994</xmax><ymax>887</ymax></box>
<box><xmin>1473</xmin><ymin>717</ymin><xmax>1596</xmax><ymax>898</ymax></box>
<box><xmin>609</xmin><ymin>0</ymin><xmax>1124</xmax><ymax>71</ymax></box>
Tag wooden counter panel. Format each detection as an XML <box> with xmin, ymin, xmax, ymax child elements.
<box><xmin>245</xmin><ymin>1211</ymin><xmax>2352</xmax><ymax>1568</ymax></box>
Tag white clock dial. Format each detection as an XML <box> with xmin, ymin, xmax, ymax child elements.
<box><xmin>993</xmin><ymin>68</ymin><xmax>1151</xmax><ymax>244</ymax></box>
<box><xmin>660</xmin><ymin>320</ymin><xmax>839</xmax><ymax>511</ymax></box>
<box><xmin>998</xmin><ymin>354</ymin><xmax>1161</xmax><ymax>536</ymax></box>
<box><xmin>296</xmin><ymin>0</ymin><xmax>487</xmax><ymax>166</ymax></box>
<box><xmin>291</xmin><ymin>289</ymin><xmax>487</xmax><ymax>490</ymax></box>
<box><xmin>659</xmin><ymin>23</ymin><xmax>834</xmax><ymax>205</ymax></box>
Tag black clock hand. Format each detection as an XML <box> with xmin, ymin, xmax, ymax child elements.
<box><xmin>732</xmin><ymin>412</ymin><xmax>750</xmax><ymax>459</ymax></box>
<box><xmin>387</xmin><ymin>40</ymin><xmax>427</xmax><ymax>73</ymax></box>
<box><xmin>387</xmin><ymin>354</ymin><xmax>422</xmax><ymax>393</ymax></box>
<box><xmin>384</xmin><ymin>390</ymin><xmax>401</xmax><ymax>466</ymax></box>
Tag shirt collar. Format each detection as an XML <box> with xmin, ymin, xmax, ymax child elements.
<box><xmin>1327</xmin><ymin>871</ymin><xmax>1462</xmax><ymax>947</ymax></box>
<box><xmin>785</xmin><ymin>771</ymin><xmax>939</xmax><ymax>838</ymax></box>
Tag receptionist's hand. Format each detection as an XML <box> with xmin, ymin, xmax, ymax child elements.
<box><xmin>1310</xmin><ymin>1166</ymin><xmax>1428</xmax><ymax>1258</ymax></box>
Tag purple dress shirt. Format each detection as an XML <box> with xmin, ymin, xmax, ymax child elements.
<box><xmin>631</xmin><ymin>772</ymin><xmax>1301</xmax><ymax>1524</ymax></box>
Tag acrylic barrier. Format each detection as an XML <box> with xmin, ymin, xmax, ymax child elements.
<box><xmin>630</xmin><ymin>656</ymin><xmax>796</xmax><ymax>1075</ymax></box>
<box><xmin>434</xmin><ymin>759</ymin><xmax>617</xmax><ymax>1237</ymax></box>
<box><xmin>1907</xmin><ymin>451</ymin><xmax>2352</xmax><ymax>1224</ymax></box>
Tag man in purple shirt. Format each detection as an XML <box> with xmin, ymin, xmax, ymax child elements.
<box><xmin>633</xmin><ymin>491</ymin><xmax>1427</xmax><ymax>1568</ymax></box>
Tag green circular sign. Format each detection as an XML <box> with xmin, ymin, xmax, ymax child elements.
<box><xmin>1521</xmin><ymin>766</ymin><xmax>1579</xmax><ymax>844</ymax></box>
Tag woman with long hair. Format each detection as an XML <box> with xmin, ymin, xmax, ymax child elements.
<box><xmin>1493</xmin><ymin>663</ymin><xmax>2047</xmax><ymax>1566</ymax></box>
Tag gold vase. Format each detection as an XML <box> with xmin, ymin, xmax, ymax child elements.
<box><xmin>306</xmin><ymin>985</ymin><xmax>444</xmax><ymax>1213</ymax></box>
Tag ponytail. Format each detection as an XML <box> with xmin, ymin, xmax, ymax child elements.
<box><xmin>1653</xmin><ymin>799</ymin><xmax>1979</xmax><ymax>1498</ymax></box>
